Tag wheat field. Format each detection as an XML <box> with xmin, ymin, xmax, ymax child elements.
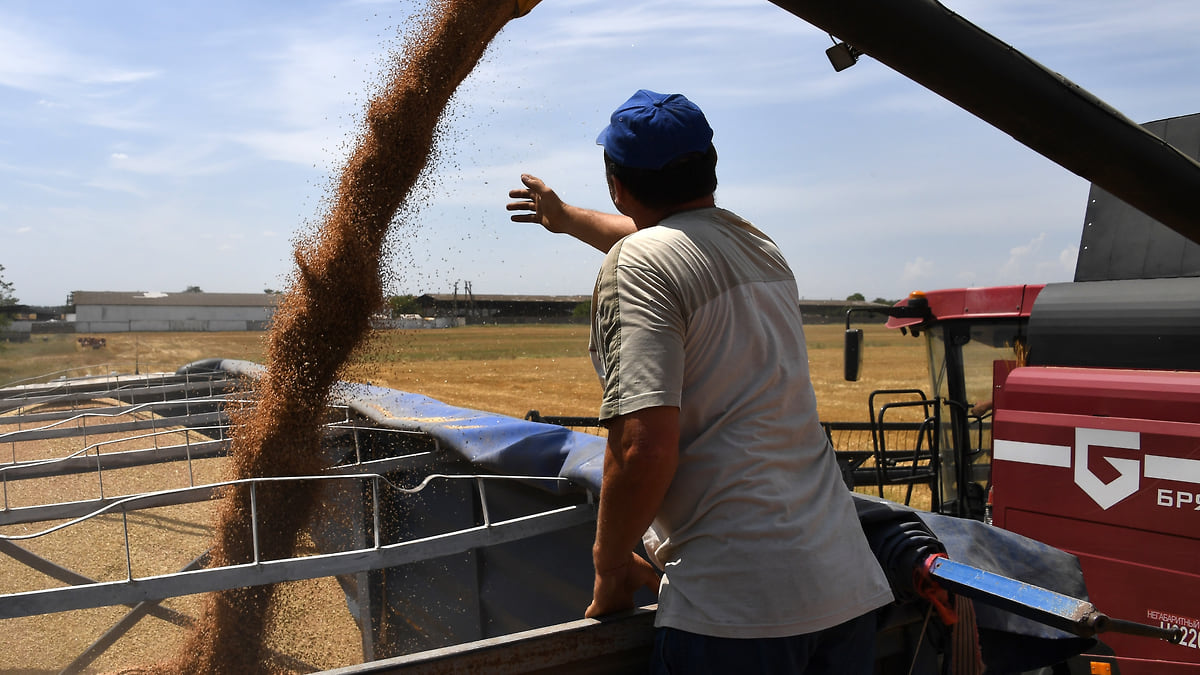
<box><xmin>2</xmin><ymin>323</ymin><xmax>925</xmax><ymax>422</ymax></box>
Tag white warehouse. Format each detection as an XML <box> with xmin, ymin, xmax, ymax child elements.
<box><xmin>73</xmin><ymin>291</ymin><xmax>279</xmax><ymax>333</ymax></box>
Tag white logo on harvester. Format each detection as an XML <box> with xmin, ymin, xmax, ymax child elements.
<box><xmin>995</xmin><ymin>427</ymin><xmax>1200</xmax><ymax>510</ymax></box>
<box><xmin>1074</xmin><ymin>428</ymin><xmax>1141</xmax><ymax>509</ymax></box>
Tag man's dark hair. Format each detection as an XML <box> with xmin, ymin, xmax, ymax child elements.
<box><xmin>604</xmin><ymin>144</ymin><xmax>718</xmax><ymax>210</ymax></box>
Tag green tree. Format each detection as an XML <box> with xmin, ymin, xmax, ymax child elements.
<box><xmin>572</xmin><ymin>300</ymin><xmax>592</xmax><ymax>319</ymax></box>
<box><xmin>387</xmin><ymin>294</ymin><xmax>421</xmax><ymax>316</ymax></box>
<box><xmin>0</xmin><ymin>264</ymin><xmax>18</xmax><ymax>332</ymax></box>
<box><xmin>845</xmin><ymin>292</ymin><xmax>866</xmax><ymax>302</ymax></box>
<box><xmin>183</xmin><ymin>285</ymin><xmax>204</xmax><ymax>293</ymax></box>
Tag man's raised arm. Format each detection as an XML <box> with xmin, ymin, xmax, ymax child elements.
<box><xmin>507</xmin><ymin>174</ymin><xmax>635</xmax><ymax>253</ymax></box>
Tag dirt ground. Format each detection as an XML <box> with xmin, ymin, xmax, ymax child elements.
<box><xmin>0</xmin><ymin>322</ymin><xmax>928</xmax><ymax>673</ymax></box>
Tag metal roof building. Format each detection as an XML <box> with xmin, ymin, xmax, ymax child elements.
<box><xmin>73</xmin><ymin>291</ymin><xmax>280</xmax><ymax>333</ymax></box>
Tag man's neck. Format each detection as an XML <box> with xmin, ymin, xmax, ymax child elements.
<box><xmin>633</xmin><ymin>195</ymin><xmax>716</xmax><ymax>230</ymax></box>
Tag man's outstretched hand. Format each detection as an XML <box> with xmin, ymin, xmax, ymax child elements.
<box><xmin>507</xmin><ymin>174</ymin><xmax>567</xmax><ymax>233</ymax></box>
<box><xmin>504</xmin><ymin>173</ymin><xmax>635</xmax><ymax>253</ymax></box>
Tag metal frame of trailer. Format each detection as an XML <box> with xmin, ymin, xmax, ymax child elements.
<box><xmin>0</xmin><ymin>364</ymin><xmax>606</xmax><ymax>673</ymax></box>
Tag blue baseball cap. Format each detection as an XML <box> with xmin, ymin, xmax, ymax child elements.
<box><xmin>596</xmin><ymin>90</ymin><xmax>714</xmax><ymax>170</ymax></box>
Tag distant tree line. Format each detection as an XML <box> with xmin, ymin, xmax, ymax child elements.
<box><xmin>846</xmin><ymin>292</ymin><xmax>897</xmax><ymax>305</ymax></box>
<box><xmin>1</xmin><ymin>264</ymin><xmax>18</xmax><ymax>332</ymax></box>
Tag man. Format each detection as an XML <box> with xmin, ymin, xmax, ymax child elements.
<box><xmin>507</xmin><ymin>89</ymin><xmax>892</xmax><ymax>673</ymax></box>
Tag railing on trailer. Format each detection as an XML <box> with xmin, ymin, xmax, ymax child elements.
<box><xmin>0</xmin><ymin>471</ymin><xmax>591</xmax><ymax>620</ymax></box>
<box><xmin>1</xmin><ymin>366</ymin><xmax>611</xmax><ymax>672</ymax></box>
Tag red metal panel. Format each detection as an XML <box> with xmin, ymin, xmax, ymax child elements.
<box><xmin>886</xmin><ymin>284</ymin><xmax>1043</xmax><ymax>329</ymax></box>
<box><xmin>992</xmin><ymin>366</ymin><xmax>1200</xmax><ymax>673</ymax></box>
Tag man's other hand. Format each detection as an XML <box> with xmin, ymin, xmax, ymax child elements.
<box><xmin>585</xmin><ymin>552</ymin><xmax>660</xmax><ymax>618</ymax></box>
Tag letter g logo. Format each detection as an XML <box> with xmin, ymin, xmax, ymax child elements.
<box><xmin>1074</xmin><ymin>428</ymin><xmax>1141</xmax><ymax>510</ymax></box>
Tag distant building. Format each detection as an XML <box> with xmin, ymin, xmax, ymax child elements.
<box><xmin>62</xmin><ymin>290</ymin><xmax>882</xmax><ymax>333</ymax></box>
<box><xmin>72</xmin><ymin>291</ymin><xmax>279</xmax><ymax>333</ymax></box>
<box><xmin>795</xmin><ymin>299</ymin><xmax>894</xmax><ymax>324</ymax></box>
<box><xmin>417</xmin><ymin>294</ymin><xmax>592</xmax><ymax>324</ymax></box>
<box><xmin>413</xmin><ymin>294</ymin><xmax>886</xmax><ymax>324</ymax></box>
<box><xmin>1</xmin><ymin>304</ymin><xmax>68</xmax><ymax>341</ymax></box>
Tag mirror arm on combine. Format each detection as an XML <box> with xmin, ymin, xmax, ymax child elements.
<box><xmin>843</xmin><ymin>298</ymin><xmax>932</xmax><ymax>382</ymax></box>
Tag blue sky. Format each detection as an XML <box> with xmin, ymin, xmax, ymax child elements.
<box><xmin>3</xmin><ymin>0</ymin><xmax>1199</xmax><ymax>307</ymax></box>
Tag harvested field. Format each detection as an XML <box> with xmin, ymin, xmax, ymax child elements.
<box><xmin>1</xmin><ymin>323</ymin><xmax>924</xmax><ymax>421</ymax></box>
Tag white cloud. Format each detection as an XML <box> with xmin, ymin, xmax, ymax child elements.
<box><xmin>984</xmin><ymin>233</ymin><xmax>1081</xmax><ymax>286</ymax></box>
<box><xmin>232</xmin><ymin>129</ymin><xmax>343</xmax><ymax>168</ymax></box>
<box><xmin>1002</xmin><ymin>233</ymin><xmax>1047</xmax><ymax>273</ymax></box>
<box><xmin>0</xmin><ymin>21</ymin><xmax>156</xmax><ymax>95</ymax></box>
<box><xmin>16</xmin><ymin>181</ymin><xmax>81</xmax><ymax>199</ymax></box>
<box><xmin>82</xmin><ymin>177</ymin><xmax>148</xmax><ymax>199</ymax></box>
<box><xmin>83</xmin><ymin>69</ymin><xmax>161</xmax><ymax>85</ymax></box>
<box><xmin>0</xmin><ymin>18</ymin><xmax>165</xmax><ymax>136</ymax></box>
<box><xmin>1034</xmin><ymin>245</ymin><xmax>1079</xmax><ymax>281</ymax></box>
<box><xmin>1058</xmin><ymin>246</ymin><xmax>1079</xmax><ymax>269</ymax></box>
<box><xmin>105</xmin><ymin>140</ymin><xmax>234</xmax><ymax>178</ymax></box>
<box><xmin>902</xmin><ymin>257</ymin><xmax>934</xmax><ymax>283</ymax></box>
<box><xmin>0</xmin><ymin>24</ymin><xmax>73</xmax><ymax>91</ymax></box>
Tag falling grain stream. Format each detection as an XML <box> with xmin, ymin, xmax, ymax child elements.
<box><xmin>125</xmin><ymin>2</ymin><xmax>518</xmax><ymax>672</ymax></box>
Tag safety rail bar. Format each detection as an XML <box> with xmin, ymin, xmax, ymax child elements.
<box><xmin>1</xmin><ymin>399</ymin><xmax>357</xmax><ymax>451</ymax></box>
<box><xmin>0</xmin><ymin>397</ymin><xmax>241</xmax><ymax>444</ymax></box>
<box><xmin>0</xmin><ymin>369</ymin><xmax>236</xmax><ymax>416</ymax></box>
<box><xmin>0</xmin><ymin>443</ymin><xmax>439</xmax><ymax>527</ymax></box>
<box><xmin>5</xmin><ymin>394</ymin><xmax>232</xmax><ymax>428</ymax></box>
<box><xmin>1</xmin><ymin>424</ymin><xmax>228</xmax><ymax>483</ymax></box>
<box><xmin>0</xmin><ymin>364</ymin><xmax>130</xmax><ymax>390</ymax></box>
<box><xmin>0</xmin><ymin>417</ymin><xmax>433</xmax><ymax>524</ymax></box>
<box><xmin>0</xmin><ymin>471</ymin><xmax>591</xmax><ymax>620</ymax></box>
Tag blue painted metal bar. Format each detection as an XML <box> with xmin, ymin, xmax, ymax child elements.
<box><xmin>927</xmin><ymin>556</ymin><xmax>1182</xmax><ymax>643</ymax></box>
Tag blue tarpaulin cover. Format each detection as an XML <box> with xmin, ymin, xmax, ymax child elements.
<box><xmin>187</xmin><ymin>358</ymin><xmax>608</xmax><ymax>491</ymax></box>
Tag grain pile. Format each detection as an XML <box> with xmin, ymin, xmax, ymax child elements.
<box><xmin>136</xmin><ymin>1</ymin><xmax>517</xmax><ymax>672</ymax></box>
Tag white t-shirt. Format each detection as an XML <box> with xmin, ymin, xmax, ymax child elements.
<box><xmin>590</xmin><ymin>207</ymin><xmax>893</xmax><ymax>639</ymax></box>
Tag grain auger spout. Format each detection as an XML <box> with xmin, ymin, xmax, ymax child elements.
<box><xmin>515</xmin><ymin>0</ymin><xmax>542</xmax><ymax>18</ymax></box>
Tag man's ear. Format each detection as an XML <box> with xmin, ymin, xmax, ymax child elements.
<box><xmin>608</xmin><ymin>174</ymin><xmax>630</xmax><ymax>212</ymax></box>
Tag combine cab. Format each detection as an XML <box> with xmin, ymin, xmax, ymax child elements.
<box><xmin>847</xmin><ymin>114</ymin><xmax>1200</xmax><ymax>673</ymax></box>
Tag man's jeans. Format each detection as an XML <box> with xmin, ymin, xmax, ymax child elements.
<box><xmin>651</xmin><ymin>611</ymin><xmax>877</xmax><ymax>674</ymax></box>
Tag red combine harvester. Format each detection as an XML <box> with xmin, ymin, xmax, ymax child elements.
<box><xmin>847</xmin><ymin>113</ymin><xmax>1200</xmax><ymax>674</ymax></box>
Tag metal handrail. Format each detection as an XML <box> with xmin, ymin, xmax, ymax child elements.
<box><xmin>0</xmin><ymin>398</ymin><xmax>240</xmax><ymax>442</ymax></box>
<box><xmin>0</xmin><ymin>365</ymin><xmax>125</xmax><ymax>391</ymax></box>
<box><xmin>0</xmin><ymin>418</ymin><xmax>415</xmax><ymax>518</ymax></box>
<box><xmin>0</xmin><ymin>472</ymin><xmax>568</xmax><ymax>541</ymax></box>
<box><xmin>0</xmin><ymin>471</ymin><xmax>588</xmax><ymax>620</ymax></box>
